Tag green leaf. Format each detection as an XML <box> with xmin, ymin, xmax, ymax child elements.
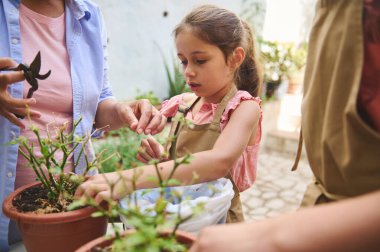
<box><xmin>154</xmin><ymin>197</ymin><xmax>168</xmax><ymax>213</ymax></box>
<box><xmin>67</xmin><ymin>198</ymin><xmax>87</xmax><ymax>210</ymax></box>
<box><xmin>91</xmin><ymin>211</ymin><xmax>106</xmax><ymax>218</ymax></box>
<box><xmin>125</xmin><ymin>232</ymin><xmax>148</xmax><ymax>247</ymax></box>
<box><xmin>49</xmin><ymin>166</ymin><xmax>62</xmax><ymax>175</ymax></box>
<box><xmin>41</xmin><ymin>145</ymin><xmax>49</xmax><ymax>157</ymax></box>
<box><xmin>165</xmin><ymin>178</ymin><xmax>181</xmax><ymax>187</ymax></box>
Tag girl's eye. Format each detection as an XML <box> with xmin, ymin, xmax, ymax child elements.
<box><xmin>196</xmin><ymin>59</ymin><xmax>206</xmax><ymax>64</ymax></box>
<box><xmin>180</xmin><ymin>60</ymin><xmax>188</xmax><ymax>66</ymax></box>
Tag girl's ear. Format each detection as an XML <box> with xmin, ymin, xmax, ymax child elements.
<box><xmin>228</xmin><ymin>47</ymin><xmax>245</xmax><ymax>70</ymax></box>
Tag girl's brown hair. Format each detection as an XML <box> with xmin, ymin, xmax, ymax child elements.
<box><xmin>173</xmin><ymin>4</ymin><xmax>263</xmax><ymax>96</ymax></box>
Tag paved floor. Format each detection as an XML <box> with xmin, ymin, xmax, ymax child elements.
<box><xmin>241</xmin><ymin>149</ymin><xmax>313</xmax><ymax>222</ymax></box>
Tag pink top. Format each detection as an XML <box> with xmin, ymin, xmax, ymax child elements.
<box><xmin>16</xmin><ymin>4</ymin><xmax>73</xmax><ymax>189</ymax></box>
<box><xmin>160</xmin><ymin>91</ymin><xmax>262</xmax><ymax>192</ymax></box>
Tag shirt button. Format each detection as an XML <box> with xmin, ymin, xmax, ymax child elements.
<box><xmin>11</xmin><ymin>38</ymin><xmax>18</xmax><ymax>44</ymax></box>
<box><xmin>7</xmin><ymin>172</ymin><xmax>13</xmax><ymax>178</ymax></box>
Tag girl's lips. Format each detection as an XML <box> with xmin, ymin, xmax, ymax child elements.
<box><xmin>188</xmin><ymin>83</ymin><xmax>200</xmax><ymax>91</ymax></box>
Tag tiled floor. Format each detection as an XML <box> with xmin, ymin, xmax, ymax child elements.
<box><xmin>241</xmin><ymin>149</ymin><xmax>312</xmax><ymax>222</ymax></box>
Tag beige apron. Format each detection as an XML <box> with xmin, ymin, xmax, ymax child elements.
<box><xmin>300</xmin><ymin>0</ymin><xmax>380</xmax><ymax>206</ymax></box>
<box><xmin>168</xmin><ymin>86</ymin><xmax>244</xmax><ymax>223</ymax></box>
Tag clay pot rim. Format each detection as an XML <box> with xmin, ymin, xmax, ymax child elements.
<box><xmin>2</xmin><ymin>181</ymin><xmax>99</xmax><ymax>224</ymax></box>
<box><xmin>75</xmin><ymin>229</ymin><xmax>196</xmax><ymax>252</ymax></box>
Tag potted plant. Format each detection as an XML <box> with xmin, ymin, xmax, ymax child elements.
<box><xmin>259</xmin><ymin>39</ymin><xmax>307</xmax><ymax>99</ymax></box>
<box><xmin>74</xmin><ymin>154</ymin><xmax>197</xmax><ymax>252</ymax></box>
<box><xmin>75</xmin><ymin>117</ymin><xmax>233</xmax><ymax>252</ymax></box>
<box><xmin>2</xmin><ymin>118</ymin><xmax>109</xmax><ymax>252</ymax></box>
<box><xmin>75</xmin><ymin>229</ymin><xmax>194</xmax><ymax>252</ymax></box>
<box><xmin>285</xmin><ymin>42</ymin><xmax>307</xmax><ymax>94</ymax></box>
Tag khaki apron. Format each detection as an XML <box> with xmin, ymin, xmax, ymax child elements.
<box><xmin>300</xmin><ymin>0</ymin><xmax>380</xmax><ymax>206</ymax></box>
<box><xmin>168</xmin><ymin>86</ymin><xmax>244</xmax><ymax>222</ymax></box>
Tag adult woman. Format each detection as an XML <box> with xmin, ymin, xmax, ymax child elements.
<box><xmin>0</xmin><ymin>1</ymin><xmax>165</xmax><ymax>250</ymax></box>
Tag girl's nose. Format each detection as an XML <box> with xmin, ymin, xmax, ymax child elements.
<box><xmin>184</xmin><ymin>65</ymin><xmax>195</xmax><ymax>77</ymax></box>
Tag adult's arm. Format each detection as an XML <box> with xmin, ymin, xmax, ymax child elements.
<box><xmin>189</xmin><ymin>189</ymin><xmax>380</xmax><ymax>252</ymax></box>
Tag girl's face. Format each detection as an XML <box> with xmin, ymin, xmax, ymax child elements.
<box><xmin>175</xmin><ymin>29</ymin><xmax>235</xmax><ymax>103</ymax></box>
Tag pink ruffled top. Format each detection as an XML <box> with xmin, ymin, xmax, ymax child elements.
<box><xmin>160</xmin><ymin>91</ymin><xmax>262</xmax><ymax>192</ymax></box>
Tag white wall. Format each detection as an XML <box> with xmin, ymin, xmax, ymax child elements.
<box><xmin>92</xmin><ymin>0</ymin><xmax>243</xmax><ymax>101</ymax></box>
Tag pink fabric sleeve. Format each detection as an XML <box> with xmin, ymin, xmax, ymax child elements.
<box><xmin>220</xmin><ymin>91</ymin><xmax>262</xmax><ymax>144</ymax></box>
<box><xmin>220</xmin><ymin>91</ymin><xmax>262</xmax><ymax>192</ymax></box>
<box><xmin>159</xmin><ymin>93</ymin><xmax>187</xmax><ymax>118</ymax></box>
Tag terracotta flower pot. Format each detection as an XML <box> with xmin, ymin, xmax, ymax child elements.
<box><xmin>2</xmin><ymin>181</ymin><xmax>108</xmax><ymax>252</ymax></box>
<box><xmin>75</xmin><ymin>229</ymin><xmax>196</xmax><ymax>252</ymax></box>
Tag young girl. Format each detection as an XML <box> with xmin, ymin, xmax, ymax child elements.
<box><xmin>76</xmin><ymin>4</ymin><xmax>262</xmax><ymax>223</ymax></box>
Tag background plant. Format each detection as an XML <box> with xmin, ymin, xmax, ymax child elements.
<box><xmin>135</xmin><ymin>89</ymin><xmax>162</xmax><ymax>107</ymax></box>
<box><xmin>163</xmin><ymin>56</ymin><xmax>190</xmax><ymax>100</ymax></box>
<box><xmin>93</xmin><ymin>128</ymin><xmax>145</xmax><ymax>173</ymax></box>
<box><xmin>93</xmin><ymin>127</ymin><xmax>168</xmax><ymax>173</ymax></box>
<box><xmin>259</xmin><ymin>39</ymin><xmax>307</xmax><ymax>84</ymax></box>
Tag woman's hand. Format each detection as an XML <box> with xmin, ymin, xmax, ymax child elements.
<box><xmin>136</xmin><ymin>136</ymin><xmax>168</xmax><ymax>163</ymax></box>
<box><xmin>0</xmin><ymin>57</ymin><xmax>41</xmax><ymax>128</ymax></box>
<box><xmin>96</xmin><ymin>99</ymin><xmax>167</xmax><ymax>135</ymax></box>
<box><xmin>115</xmin><ymin>99</ymin><xmax>167</xmax><ymax>135</ymax></box>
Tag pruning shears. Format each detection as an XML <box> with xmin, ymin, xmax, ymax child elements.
<box><xmin>0</xmin><ymin>51</ymin><xmax>51</xmax><ymax>118</ymax></box>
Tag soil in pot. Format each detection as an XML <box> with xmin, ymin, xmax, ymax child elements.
<box><xmin>13</xmin><ymin>183</ymin><xmax>75</xmax><ymax>213</ymax></box>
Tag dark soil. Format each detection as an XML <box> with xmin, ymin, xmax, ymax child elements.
<box><xmin>13</xmin><ymin>184</ymin><xmax>73</xmax><ymax>214</ymax></box>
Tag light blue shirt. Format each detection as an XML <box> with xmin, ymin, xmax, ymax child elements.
<box><xmin>0</xmin><ymin>1</ymin><xmax>114</xmax><ymax>250</ymax></box>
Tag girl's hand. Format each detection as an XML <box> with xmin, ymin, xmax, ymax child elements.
<box><xmin>75</xmin><ymin>172</ymin><xmax>131</xmax><ymax>204</ymax></box>
<box><xmin>0</xmin><ymin>57</ymin><xmax>41</xmax><ymax>128</ymax></box>
<box><xmin>136</xmin><ymin>136</ymin><xmax>168</xmax><ymax>163</ymax></box>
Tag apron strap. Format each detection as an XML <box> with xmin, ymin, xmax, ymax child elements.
<box><xmin>178</xmin><ymin>96</ymin><xmax>201</xmax><ymax>117</ymax></box>
<box><xmin>209</xmin><ymin>86</ymin><xmax>238</xmax><ymax>130</ymax></box>
<box><xmin>166</xmin><ymin>95</ymin><xmax>200</xmax><ymax>156</ymax></box>
<box><xmin>172</xmin><ymin>95</ymin><xmax>200</xmax><ymax>137</ymax></box>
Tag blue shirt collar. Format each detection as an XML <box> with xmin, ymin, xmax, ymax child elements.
<box><xmin>67</xmin><ymin>0</ymin><xmax>91</xmax><ymax>20</ymax></box>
